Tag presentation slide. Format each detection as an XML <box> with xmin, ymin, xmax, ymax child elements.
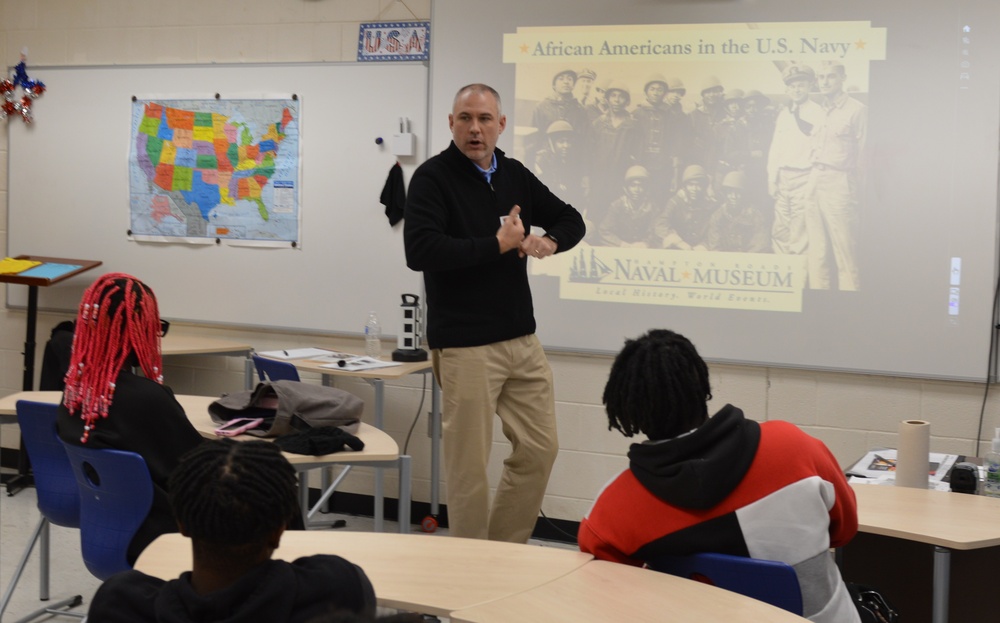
<box><xmin>432</xmin><ymin>0</ymin><xmax>1000</xmax><ymax>380</ymax></box>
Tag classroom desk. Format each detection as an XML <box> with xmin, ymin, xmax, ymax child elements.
<box><xmin>851</xmin><ymin>482</ymin><xmax>1000</xmax><ymax>623</ymax></box>
<box><xmin>0</xmin><ymin>391</ymin><xmax>411</xmax><ymax>534</ymax></box>
<box><xmin>449</xmin><ymin>560</ymin><xmax>808</xmax><ymax>623</ymax></box>
<box><xmin>135</xmin><ymin>531</ymin><xmax>594</xmax><ymax>618</ymax></box>
<box><xmin>161</xmin><ymin>333</ymin><xmax>254</xmax><ymax>389</ymax></box>
<box><xmin>260</xmin><ymin>350</ymin><xmax>443</xmax><ymax>528</ymax></box>
<box><xmin>178</xmin><ymin>394</ymin><xmax>410</xmax><ymax>533</ymax></box>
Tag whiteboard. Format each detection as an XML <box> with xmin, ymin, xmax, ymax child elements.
<box><xmin>7</xmin><ymin>62</ymin><xmax>427</xmax><ymax>336</ymax></box>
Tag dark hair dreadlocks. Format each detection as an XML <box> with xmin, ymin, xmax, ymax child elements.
<box><xmin>602</xmin><ymin>329</ymin><xmax>712</xmax><ymax>440</ymax></box>
<box><xmin>168</xmin><ymin>438</ymin><xmax>298</xmax><ymax>548</ymax></box>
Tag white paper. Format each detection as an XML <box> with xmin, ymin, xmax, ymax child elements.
<box><xmin>257</xmin><ymin>347</ymin><xmax>334</xmax><ymax>360</ymax></box>
<box><xmin>310</xmin><ymin>352</ymin><xmax>362</xmax><ymax>363</ymax></box>
<box><xmin>846</xmin><ymin>449</ymin><xmax>959</xmax><ymax>486</ymax></box>
<box><xmin>319</xmin><ymin>356</ymin><xmax>403</xmax><ymax>372</ymax></box>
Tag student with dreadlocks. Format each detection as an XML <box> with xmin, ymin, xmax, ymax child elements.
<box><xmin>57</xmin><ymin>272</ymin><xmax>204</xmax><ymax>566</ymax></box>
<box><xmin>577</xmin><ymin>329</ymin><xmax>861</xmax><ymax>623</ymax></box>
<box><xmin>86</xmin><ymin>439</ymin><xmax>375</xmax><ymax>622</ymax></box>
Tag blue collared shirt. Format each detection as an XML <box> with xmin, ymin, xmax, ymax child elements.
<box><xmin>474</xmin><ymin>152</ymin><xmax>498</xmax><ymax>184</ymax></box>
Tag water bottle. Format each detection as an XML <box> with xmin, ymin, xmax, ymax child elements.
<box><xmin>364</xmin><ymin>311</ymin><xmax>382</xmax><ymax>358</ymax></box>
<box><xmin>983</xmin><ymin>428</ymin><xmax>1000</xmax><ymax>497</ymax></box>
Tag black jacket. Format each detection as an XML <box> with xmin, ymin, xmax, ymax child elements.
<box><xmin>86</xmin><ymin>555</ymin><xmax>376</xmax><ymax>623</ymax></box>
<box><xmin>403</xmin><ymin>142</ymin><xmax>585</xmax><ymax>349</ymax></box>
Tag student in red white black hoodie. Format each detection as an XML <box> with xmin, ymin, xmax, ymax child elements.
<box><xmin>578</xmin><ymin>329</ymin><xmax>860</xmax><ymax>623</ymax></box>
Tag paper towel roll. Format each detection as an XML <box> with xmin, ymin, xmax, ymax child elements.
<box><xmin>895</xmin><ymin>419</ymin><xmax>931</xmax><ymax>489</ymax></box>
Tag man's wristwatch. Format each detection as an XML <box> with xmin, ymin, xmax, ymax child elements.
<box><xmin>544</xmin><ymin>233</ymin><xmax>558</xmax><ymax>248</ymax></box>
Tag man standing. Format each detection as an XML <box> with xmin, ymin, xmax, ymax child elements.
<box><xmin>808</xmin><ymin>61</ymin><xmax>866</xmax><ymax>290</ymax></box>
<box><xmin>588</xmin><ymin>80</ymin><xmax>637</xmax><ymax>239</ymax></box>
<box><xmin>574</xmin><ymin>68</ymin><xmax>598</xmax><ymax>109</ymax></box>
<box><xmin>662</xmin><ymin>77</ymin><xmax>691</xmax><ymax>194</ymax></box>
<box><xmin>632</xmin><ymin>74</ymin><xmax>673</xmax><ymax>203</ymax></box>
<box><xmin>404</xmin><ymin>84</ymin><xmax>585</xmax><ymax>543</ymax></box>
<box><xmin>768</xmin><ymin>64</ymin><xmax>823</xmax><ymax>260</ymax></box>
<box><xmin>688</xmin><ymin>76</ymin><xmax>727</xmax><ymax>180</ymax></box>
<box><xmin>530</xmin><ymin>68</ymin><xmax>589</xmax><ymax>167</ymax></box>
<box><xmin>534</xmin><ymin>120</ymin><xmax>586</xmax><ymax>210</ymax></box>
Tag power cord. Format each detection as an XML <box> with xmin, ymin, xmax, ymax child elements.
<box><xmin>402</xmin><ymin>373</ymin><xmax>428</xmax><ymax>456</ymax></box>
<box><xmin>539</xmin><ymin>508</ymin><xmax>579</xmax><ymax>542</ymax></box>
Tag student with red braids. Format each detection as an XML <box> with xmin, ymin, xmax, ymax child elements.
<box><xmin>57</xmin><ymin>272</ymin><xmax>204</xmax><ymax>566</ymax></box>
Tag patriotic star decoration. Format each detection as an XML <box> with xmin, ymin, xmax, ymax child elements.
<box><xmin>1</xmin><ymin>50</ymin><xmax>46</xmax><ymax>124</ymax></box>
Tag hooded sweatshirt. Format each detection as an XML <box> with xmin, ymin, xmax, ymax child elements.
<box><xmin>85</xmin><ymin>555</ymin><xmax>375</xmax><ymax>623</ymax></box>
<box><xmin>578</xmin><ymin>405</ymin><xmax>860</xmax><ymax>623</ymax></box>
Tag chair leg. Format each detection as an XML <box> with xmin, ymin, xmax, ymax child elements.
<box><xmin>39</xmin><ymin>520</ymin><xmax>50</xmax><ymax>600</ymax></box>
<box><xmin>0</xmin><ymin>517</ymin><xmax>85</xmax><ymax>623</ymax></box>
<box><xmin>0</xmin><ymin>517</ymin><xmax>45</xmax><ymax>620</ymax></box>
<box><xmin>11</xmin><ymin>595</ymin><xmax>85</xmax><ymax>623</ymax></box>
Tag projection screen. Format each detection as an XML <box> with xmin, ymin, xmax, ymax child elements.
<box><xmin>429</xmin><ymin>0</ymin><xmax>1000</xmax><ymax>381</ymax></box>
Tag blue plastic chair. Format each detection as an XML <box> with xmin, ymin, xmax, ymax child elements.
<box><xmin>252</xmin><ymin>353</ymin><xmax>301</xmax><ymax>382</ymax></box>
<box><xmin>60</xmin><ymin>442</ymin><xmax>154</xmax><ymax>581</ymax></box>
<box><xmin>0</xmin><ymin>401</ymin><xmax>84</xmax><ymax>621</ymax></box>
<box><xmin>648</xmin><ymin>552</ymin><xmax>804</xmax><ymax>615</ymax></box>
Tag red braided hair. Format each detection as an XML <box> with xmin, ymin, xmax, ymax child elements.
<box><xmin>62</xmin><ymin>273</ymin><xmax>164</xmax><ymax>443</ymax></box>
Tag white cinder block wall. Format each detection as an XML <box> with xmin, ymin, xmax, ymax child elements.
<box><xmin>2</xmin><ymin>0</ymin><xmax>999</xmax><ymax>527</ymax></box>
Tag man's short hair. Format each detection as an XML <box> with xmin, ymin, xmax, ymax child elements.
<box><xmin>453</xmin><ymin>83</ymin><xmax>503</xmax><ymax>116</ymax></box>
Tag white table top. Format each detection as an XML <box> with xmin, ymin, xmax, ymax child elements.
<box><xmin>449</xmin><ymin>560</ymin><xmax>808</xmax><ymax>622</ymax></box>
<box><xmin>160</xmin><ymin>333</ymin><xmax>253</xmax><ymax>356</ymax></box>
<box><xmin>258</xmin><ymin>348</ymin><xmax>431</xmax><ymax>381</ymax></box>
<box><xmin>852</xmin><ymin>482</ymin><xmax>1000</xmax><ymax>549</ymax></box>
<box><xmin>135</xmin><ymin>531</ymin><xmax>593</xmax><ymax>617</ymax></box>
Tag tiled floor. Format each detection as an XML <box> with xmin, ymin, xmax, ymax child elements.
<box><xmin>0</xmin><ymin>481</ymin><xmax>575</xmax><ymax>621</ymax></box>
<box><xmin>0</xmin><ymin>484</ymin><xmax>100</xmax><ymax>621</ymax></box>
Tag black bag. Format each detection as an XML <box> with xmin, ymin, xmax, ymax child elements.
<box><xmin>847</xmin><ymin>582</ymin><xmax>899</xmax><ymax>623</ymax></box>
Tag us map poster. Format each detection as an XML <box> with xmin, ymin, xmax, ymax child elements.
<box><xmin>129</xmin><ymin>97</ymin><xmax>301</xmax><ymax>247</ymax></box>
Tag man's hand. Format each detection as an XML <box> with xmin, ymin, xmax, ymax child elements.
<box><xmin>497</xmin><ymin>205</ymin><xmax>525</xmax><ymax>254</ymax></box>
<box><xmin>519</xmin><ymin>233</ymin><xmax>557</xmax><ymax>259</ymax></box>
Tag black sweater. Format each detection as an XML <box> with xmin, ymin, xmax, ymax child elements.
<box><xmin>404</xmin><ymin>142</ymin><xmax>585</xmax><ymax>349</ymax></box>
<box><xmin>87</xmin><ymin>555</ymin><xmax>376</xmax><ymax>623</ymax></box>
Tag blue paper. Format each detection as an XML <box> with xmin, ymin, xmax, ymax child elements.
<box><xmin>18</xmin><ymin>263</ymin><xmax>82</xmax><ymax>280</ymax></box>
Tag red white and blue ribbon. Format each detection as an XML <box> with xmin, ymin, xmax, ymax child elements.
<box><xmin>1</xmin><ymin>49</ymin><xmax>46</xmax><ymax>124</ymax></box>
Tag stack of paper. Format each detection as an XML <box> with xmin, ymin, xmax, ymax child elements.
<box><xmin>846</xmin><ymin>449</ymin><xmax>958</xmax><ymax>490</ymax></box>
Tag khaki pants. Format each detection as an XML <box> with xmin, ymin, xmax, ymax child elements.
<box><xmin>805</xmin><ymin>166</ymin><xmax>860</xmax><ymax>291</ymax></box>
<box><xmin>432</xmin><ymin>334</ymin><xmax>558</xmax><ymax>543</ymax></box>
